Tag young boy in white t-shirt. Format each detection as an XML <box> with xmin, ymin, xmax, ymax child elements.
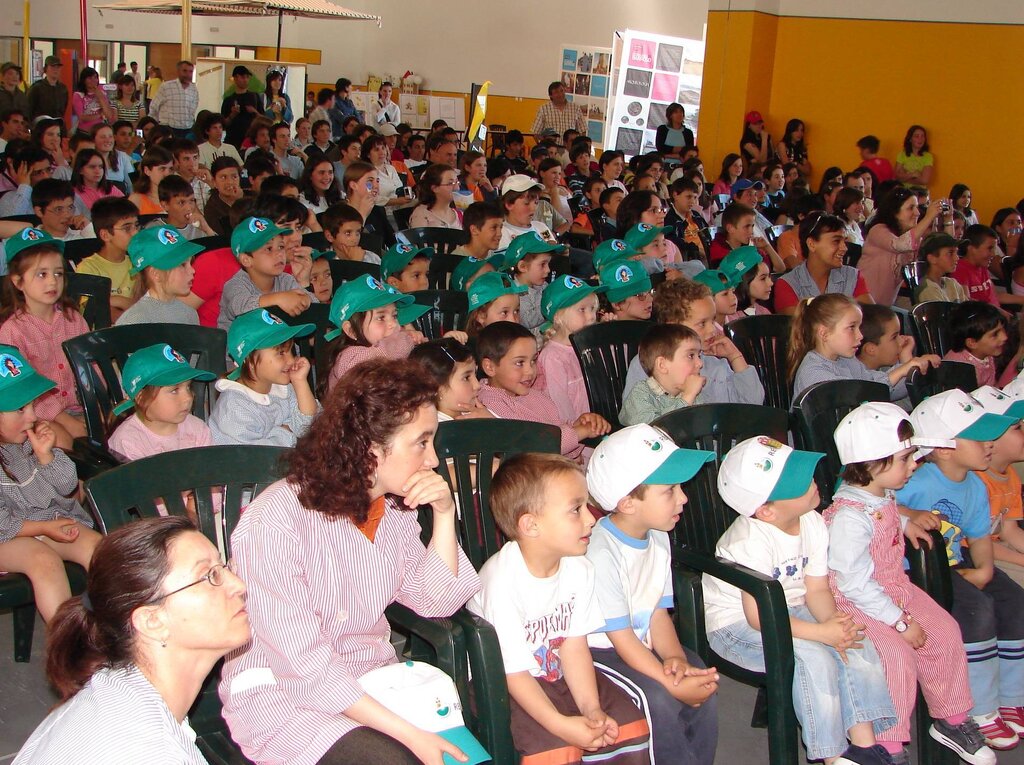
<box><xmin>468</xmin><ymin>452</ymin><xmax>651</xmax><ymax>765</ymax></box>
<box><xmin>703</xmin><ymin>437</ymin><xmax>899</xmax><ymax>765</ymax></box>
<box><xmin>499</xmin><ymin>175</ymin><xmax>558</xmax><ymax>250</ymax></box>
<box><xmin>586</xmin><ymin>424</ymin><xmax>719</xmax><ymax>765</ymax></box>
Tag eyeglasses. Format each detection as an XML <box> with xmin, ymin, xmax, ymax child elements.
<box><xmin>45</xmin><ymin>204</ymin><xmax>73</xmax><ymax>214</ymax></box>
<box><xmin>648</xmin><ymin>206</ymin><xmax>669</xmax><ymax>214</ymax></box>
<box><xmin>148</xmin><ymin>560</ymin><xmax>235</xmax><ymax>603</ymax></box>
<box><xmin>113</xmin><ymin>221</ymin><xmax>141</xmax><ymax>233</ymax></box>
<box><xmin>439</xmin><ymin>180</ymin><xmax>460</xmax><ymax>187</ymax></box>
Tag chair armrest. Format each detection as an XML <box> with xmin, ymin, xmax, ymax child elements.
<box><xmin>905</xmin><ymin>530</ymin><xmax>952</xmax><ymax>611</ymax></box>
<box><xmin>68</xmin><ymin>437</ymin><xmax>123</xmax><ymax>481</ymax></box>
<box><xmin>385</xmin><ymin>603</ymin><xmax>465</xmax><ymax>681</ymax></box>
<box><xmin>450</xmin><ymin>609</ymin><xmax>516</xmax><ymax>765</ymax></box>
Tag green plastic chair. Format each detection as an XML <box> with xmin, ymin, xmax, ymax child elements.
<box><xmin>725</xmin><ymin>314</ymin><xmax>793</xmax><ymax>411</ymax></box>
<box><xmin>62</xmin><ymin>324</ymin><xmax>227</xmax><ymax>454</ymax></box>
<box><xmin>653</xmin><ymin>404</ymin><xmax>799</xmax><ymax>765</ymax></box>
<box><xmin>410</xmin><ymin>289</ymin><xmax>469</xmax><ymax>339</ymax></box>
<box><xmin>426</xmin><ymin>253</ymin><xmax>467</xmax><ymax>290</ymax></box>
<box><xmin>431</xmin><ymin>418</ymin><xmax>562</xmax><ymax>765</ymax></box>
<box><xmin>397</xmin><ymin>227</ymin><xmax>470</xmax><ymax>256</ymax></box>
<box><xmin>268</xmin><ymin>303</ymin><xmax>331</xmax><ymax>392</ymax></box>
<box><xmin>66</xmin><ymin>272</ymin><xmax>112</xmax><ymax>330</ymax></box>
<box><xmin>1</xmin><ymin>564</ymin><xmax>87</xmax><ymax>662</ymax></box>
<box><xmin>86</xmin><ymin>445</ymin><xmax>469</xmax><ymax>765</ymax></box>
<box><xmin>910</xmin><ymin>301</ymin><xmax>954</xmax><ymax>357</ymax></box>
<box><xmin>905</xmin><ymin>360</ymin><xmax>977</xmax><ymax>408</ymax></box>
<box><xmin>328</xmin><ymin>259</ymin><xmax>381</xmax><ymax>286</ymax></box>
<box><xmin>569</xmin><ymin>320</ymin><xmax>651</xmax><ymax>430</ymax></box>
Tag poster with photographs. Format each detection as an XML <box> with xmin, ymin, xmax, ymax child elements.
<box><xmin>605</xmin><ymin>29</ymin><xmax>704</xmax><ymax>159</ymax></box>
<box><xmin>559</xmin><ymin>44</ymin><xmax>612</xmax><ymax>146</ymax></box>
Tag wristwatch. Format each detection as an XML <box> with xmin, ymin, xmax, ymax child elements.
<box><xmin>894</xmin><ymin>619</ymin><xmax>909</xmax><ymax>633</ymax></box>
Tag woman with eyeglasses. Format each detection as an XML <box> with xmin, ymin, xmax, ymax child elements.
<box><xmin>409</xmin><ymin>163</ymin><xmax>463</xmax><ymax>229</ymax></box>
<box><xmin>616</xmin><ymin>190</ymin><xmax>686</xmax><ymax>269</ymax></box>
<box><xmin>220</xmin><ymin>358</ymin><xmax>481</xmax><ymax>765</ymax></box>
<box><xmin>16</xmin><ymin>516</ymin><xmax>249</xmax><ymax>764</ymax></box>
<box><xmin>861</xmin><ymin>187</ymin><xmax>944</xmax><ymax>305</ymax></box>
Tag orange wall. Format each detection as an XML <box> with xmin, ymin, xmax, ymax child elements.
<box><xmin>699</xmin><ymin>11</ymin><xmax>1024</xmax><ymax>222</ymax></box>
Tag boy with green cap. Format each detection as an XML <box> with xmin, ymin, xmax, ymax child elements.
<box><xmin>217</xmin><ymin>216</ymin><xmax>316</xmax><ymax>332</ymax></box>
<box><xmin>381</xmin><ymin>243</ymin><xmax>432</xmax><ymax>293</ymax></box>
<box><xmin>503</xmin><ymin>231</ymin><xmax>564</xmax><ymax>332</ymax></box>
<box><xmin>325</xmin><ymin>275</ymin><xmax>430</xmax><ymax>390</ymax></box>
<box><xmin>705</xmin><ymin>436</ymin><xmax>899</xmax><ymax>765</ymax></box>
<box><xmin>108</xmin><ymin>343</ymin><xmax>217</xmax><ymax>465</ymax></box>
<box><xmin>598</xmin><ymin>260</ymin><xmax>653</xmax><ymax>321</ymax></box>
<box><xmin>586</xmin><ymin>424</ymin><xmax>719</xmax><ymax>765</ymax></box>
<box><xmin>623</xmin><ymin>222</ymin><xmax>702</xmax><ymax>279</ymax></box>
<box><xmin>210</xmin><ymin>308</ymin><xmax>319</xmax><ymax>447</ymax></box>
<box><xmin>116</xmin><ymin>226</ymin><xmax>205</xmax><ymax>326</ymax></box>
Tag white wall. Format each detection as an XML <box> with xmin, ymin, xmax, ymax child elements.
<box><xmin>706</xmin><ymin>0</ymin><xmax>1024</xmax><ymax>24</ymax></box>
<box><xmin>2</xmin><ymin>0</ymin><xmax>710</xmax><ymax>95</ymax></box>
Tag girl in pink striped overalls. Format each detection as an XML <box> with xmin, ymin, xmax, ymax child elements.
<box><xmin>824</xmin><ymin>402</ymin><xmax>995</xmax><ymax>765</ymax></box>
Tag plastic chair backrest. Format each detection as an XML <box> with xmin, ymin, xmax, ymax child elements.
<box><xmin>63</xmin><ymin>238</ymin><xmax>103</xmax><ymax>266</ymax></box>
<box><xmin>425</xmin><ymin>252</ymin><xmax>465</xmax><ymax>290</ymax></box>
<box><xmin>191</xmin><ymin>235</ymin><xmax>229</xmax><ymax>251</ymax></box>
<box><xmin>910</xmin><ymin>301</ymin><xmax>954</xmax><ymax>357</ymax></box>
<box><xmin>903</xmin><ymin>262</ymin><xmax>927</xmax><ymax>302</ymax></box>
<box><xmin>360</xmin><ymin>231</ymin><xmax>384</xmax><ymax>255</ymax></box>
<box><xmin>713</xmin><ymin>193</ymin><xmax>731</xmax><ymax>211</ymax></box>
<box><xmin>85</xmin><ymin>445</ymin><xmax>287</xmax><ymax>558</ymax></box>
<box><xmin>791</xmin><ymin>379</ymin><xmax>889</xmax><ymax>506</ymax></box>
<box><xmin>1</xmin><ymin>214</ymin><xmax>40</xmax><ymax>224</ymax></box>
<box><xmin>302</xmin><ymin>231</ymin><xmax>329</xmax><ymax>251</ymax></box>
<box><xmin>410</xmin><ymin>290</ymin><xmax>469</xmax><ymax>338</ymax></box>
<box><xmin>396</xmin><ymin>227</ymin><xmax>470</xmax><ymax>255</ymax></box>
<box><xmin>62</xmin><ymin>324</ymin><xmax>227</xmax><ymax>447</ymax></box>
<box><xmin>65</xmin><ymin>272</ymin><xmax>112</xmax><ymax>330</ymax></box>
<box><xmin>432</xmin><ymin>419</ymin><xmax>560</xmax><ymax>570</ymax></box>
<box><xmin>653</xmin><ymin>403</ymin><xmax>790</xmax><ymax>554</ymax></box>
<box><xmin>725</xmin><ymin>313</ymin><xmax>793</xmax><ymax>411</ymax></box>
<box><xmin>269</xmin><ymin>302</ymin><xmax>331</xmax><ymax>391</ymax></box>
<box><xmin>906</xmin><ymin>360</ymin><xmax>977</xmax><ymax>408</ymax></box>
<box><xmin>548</xmin><ymin>253</ymin><xmax>572</xmax><ymax>278</ymax></box>
<box><xmin>329</xmin><ymin>259</ymin><xmax>381</xmax><ymax>287</ymax></box>
<box><xmin>569</xmin><ymin>320</ymin><xmax>651</xmax><ymax>429</ymax></box>
<box><xmin>844</xmin><ymin>242</ymin><xmax>863</xmax><ymax>268</ymax></box>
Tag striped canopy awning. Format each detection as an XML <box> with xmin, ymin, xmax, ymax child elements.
<box><xmin>95</xmin><ymin>0</ymin><xmax>381</xmax><ymax>24</ymax></box>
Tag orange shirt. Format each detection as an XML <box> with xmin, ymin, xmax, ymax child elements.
<box><xmin>357</xmin><ymin>495</ymin><xmax>387</xmax><ymax>542</ymax></box>
<box><xmin>976</xmin><ymin>467</ymin><xmax>1023</xmax><ymax>539</ymax></box>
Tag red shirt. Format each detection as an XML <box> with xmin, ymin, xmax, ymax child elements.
<box><xmin>773</xmin><ymin>269</ymin><xmax>870</xmax><ymax>312</ymax></box>
<box><xmin>951</xmin><ymin>259</ymin><xmax>999</xmax><ymax>308</ymax></box>
<box><xmin>860</xmin><ymin>157</ymin><xmax>895</xmax><ymax>184</ymax></box>
<box><xmin>192</xmin><ymin>247</ymin><xmax>241</xmax><ymax>328</ymax></box>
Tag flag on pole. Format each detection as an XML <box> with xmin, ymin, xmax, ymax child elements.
<box><xmin>467</xmin><ymin>80</ymin><xmax>491</xmax><ymax>153</ymax></box>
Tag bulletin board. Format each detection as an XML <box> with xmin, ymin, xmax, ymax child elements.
<box><xmin>558</xmin><ymin>44</ymin><xmax>612</xmax><ymax>147</ymax></box>
<box><xmin>351</xmin><ymin>90</ymin><xmax>465</xmax><ymax>131</ymax></box>
<box><xmin>604</xmin><ymin>30</ymin><xmax>704</xmax><ymax>158</ymax></box>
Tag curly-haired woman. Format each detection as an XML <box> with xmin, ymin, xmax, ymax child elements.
<box><xmin>220</xmin><ymin>358</ymin><xmax>481</xmax><ymax>765</ymax></box>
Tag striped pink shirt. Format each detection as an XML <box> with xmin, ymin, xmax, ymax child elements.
<box><xmin>477</xmin><ymin>380</ymin><xmax>582</xmax><ymax>458</ymax></box>
<box><xmin>328</xmin><ymin>330</ymin><xmax>416</xmax><ymax>392</ymax></box>
<box><xmin>219</xmin><ymin>480</ymin><xmax>480</xmax><ymax>765</ymax></box>
<box><xmin>0</xmin><ymin>307</ymin><xmax>89</xmax><ymax>420</ymax></box>
<box><xmin>535</xmin><ymin>340</ymin><xmax>590</xmax><ymax>424</ymax></box>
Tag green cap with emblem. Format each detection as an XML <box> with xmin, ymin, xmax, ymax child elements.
<box><xmin>226</xmin><ymin>308</ymin><xmax>315</xmax><ymax>379</ymax></box>
<box><xmin>599</xmin><ymin>260</ymin><xmax>652</xmax><ymax>304</ymax></box>
<box><xmin>381</xmin><ymin>243</ymin><xmax>434</xmax><ymax>282</ymax></box>
<box><xmin>0</xmin><ymin>345</ymin><xmax>55</xmax><ymax>412</ymax></box>
<box><xmin>325</xmin><ymin>275</ymin><xmax>418</xmax><ymax>342</ymax></box>
<box><xmin>717</xmin><ymin>245</ymin><xmax>762</xmax><ymax>287</ymax></box>
<box><xmin>539</xmin><ymin>275</ymin><xmax>607</xmax><ymax>333</ymax></box>
<box><xmin>112</xmin><ymin>343</ymin><xmax>216</xmax><ymax>415</ymax></box>
<box><xmin>501</xmin><ymin>231</ymin><xmax>563</xmax><ymax>269</ymax></box>
<box><xmin>692</xmin><ymin>269</ymin><xmax>732</xmax><ymax>295</ymax></box>
<box><xmin>451</xmin><ymin>255</ymin><xmax>502</xmax><ymax>292</ymax></box>
<box><xmin>623</xmin><ymin>223</ymin><xmax>672</xmax><ymax>251</ymax></box>
<box><xmin>592</xmin><ymin>238</ymin><xmax>640</xmax><ymax>271</ymax></box>
<box><xmin>127</xmin><ymin>226</ymin><xmax>204</xmax><ymax>275</ymax></box>
<box><xmin>231</xmin><ymin>217</ymin><xmax>293</xmax><ymax>259</ymax></box>
<box><xmin>4</xmin><ymin>228</ymin><xmax>64</xmax><ymax>264</ymax></box>
<box><xmin>467</xmin><ymin>271</ymin><xmax>527</xmax><ymax>311</ymax></box>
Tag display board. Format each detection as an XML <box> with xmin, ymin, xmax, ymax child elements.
<box><xmin>351</xmin><ymin>90</ymin><xmax>466</xmax><ymax>131</ymax></box>
<box><xmin>559</xmin><ymin>44</ymin><xmax>612</xmax><ymax>146</ymax></box>
<box><xmin>604</xmin><ymin>30</ymin><xmax>704</xmax><ymax>158</ymax></box>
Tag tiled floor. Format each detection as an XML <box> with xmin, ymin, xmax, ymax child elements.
<box><xmin>3</xmin><ymin>611</ymin><xmax>1024</xmax><ymax>764</ymax></box>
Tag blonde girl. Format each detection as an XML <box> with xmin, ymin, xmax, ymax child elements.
<box><xmin>116</xmin><ymin>226</ymin><xmax>201</xmax><ymax>326</ymax></box>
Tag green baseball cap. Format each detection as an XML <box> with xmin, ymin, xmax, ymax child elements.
<box><xmin>451</xmin><ymin>256</ymin><xmax>500</xmax><ymax>292</ymax></box>
<box><xmin>4</xmin><ymin>228</ymin><xmax>64</xmax><ymax>264</ymax></box>
<box><xmin>693</xmin><ymin>269</ymin><xmax>732</xmax><ymax>295</ymax></box>
<box><xmin>311</xmin><ymin>249</ymin><xmax>332</xmax><ymax>261</ymax></box>
<box><xmin>0</xmin><ymin>345</ymin><xmax>55</xmax><ymax>411</ymax></box>
<box><xmin>113</xmin><ymin>343</ymin><xmax>216</xmax><ymax>415</ymax></box>
<box><xmin>381</xmin><ymin>243</ymin><xmax>434</xmax><ymax>282</ymax></box>
<box><xmin>467</xmin><ymin>271</ymin><xmax>527</xmax><ymax>311</ymax></box>
<box><xmin>718</xmin><ymin>245</ymin><xmax>762</xmax><ymax>287</ymax></box>
<box><xmin>501</xmin><ymin>231</ymin><xmax>563</xmax><ymax>269</ymax></box>
<box><xmin>127</xmin><ymin>227</ymin><xmax>204</xmax><ymax>275</ymax></box>
<box><xmin>592</xmin><ymin>239</ymin><xmax>640</xmax><ymax>271</ymax></box>
<box><xmin>599</xmin><ymin>261</ymin><xmax>652</xmax><ymax>304</ymax></box>
<box><xmin>226</xmin><ymin>309</ymin><xmax>315</xmax><ymax>379</ymax></box>
<box><xmin>623</xmin><ymin>223</ymin><xmax>672</xmax><ymax>251</ymax></box>
<box><xmin>540</xmin><ymin>275</ymin><xmax>607</xmax><ymax>332</ymax></box>
<box><xmin>397</xmin><ymin>301</ymin><xmax>432</xmax><ymax>326</ymax></box>
<box><xmin>326</xmin><ymin>275</ymin><xmax>415</xmax><ymax>341</ymax></box>
<box><xmin>231</xmin><ymin>217</ymin><xmax>293</xmax><ymax>259</ymax></box>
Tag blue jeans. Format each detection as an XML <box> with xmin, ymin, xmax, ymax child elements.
<box><xmin>708</xmin><ymin>605</ymin><xmax>896</xmax><ymax>760</ymax></box>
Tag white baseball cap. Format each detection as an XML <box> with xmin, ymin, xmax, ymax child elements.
<box><xmin>910</xmin><ymin>389</ymin><xmax>1016</xmax><ymax>451</ymax></box>
<box><xmin>378</xmin><ymin>123</ymin><xmax>399</xmax><ymax>137</ymax></box>
<box><xmin>359</xmin><ymin>661</ymin><xmax>490</xmax><ymax>765</ymax></box>
<box><xmin>717</xmin><ymin>436</ymin><xmax>824</xmax><ymax>517</ymax></box>
<box><xmin>501</xmin><ymin>174</ymin><xmax>544</xmax><ymax>196</ymax></box>
<box><xmin>586</xmin><ymin>424</ymin><xmax>713</xmax><ymax>511</ymax></box>
<box><xmin>973</xmin><ymin>385</ymin><xmax>1024</xmax><ymax>420</ymax></box>
<box><xmin>1003</xmin><ymin>369</ymin><xmax>1024</xmax><ymax>399</ymax></box>
<box><xmin>833</xmin><ymin>401</ymin><xmax>938</xmax><ymax>464</ymax></box>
